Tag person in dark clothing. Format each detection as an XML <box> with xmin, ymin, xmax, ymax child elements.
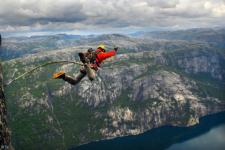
<box><xmin>53</xmin><ymin>44</ymin><xmax>118</xmax><ymax>85</ymax></box>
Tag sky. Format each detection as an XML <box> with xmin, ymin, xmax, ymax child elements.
<box><xmin>0</xmin><ymin>0</ymin><xmax>225</xmax><ymax>36</ymax></box>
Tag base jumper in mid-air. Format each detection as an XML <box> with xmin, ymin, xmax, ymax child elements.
<box><xmin>53</xmin><ymin>44</ymin><xmax>118</xmax><ymax>85</ymax></box>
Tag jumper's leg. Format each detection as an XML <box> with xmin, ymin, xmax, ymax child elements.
<box><xmin>84</xmin><ymin>64</ymin><xmax>96</xmax><ymax>81</ymax></box>
<box><xmin>63</xmin><ymin>67</ymin><xmax>87</xmax><ymax>85</ymax></box>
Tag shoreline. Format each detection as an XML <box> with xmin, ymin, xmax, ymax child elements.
<box><xmin>71</xmin><ymin>110</ymin><xmax>225</xmax><ymax>150</ymax></box>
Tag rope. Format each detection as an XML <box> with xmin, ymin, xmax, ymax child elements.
<box><xmin>5</xmin><ymin>60</ymin><xmax>84</xmax><ymax>86</ymax></box>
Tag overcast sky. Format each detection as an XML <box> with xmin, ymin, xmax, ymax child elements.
<box><xmin>0</xmin><ymin>0</ymin><xmax>225</xmax><ymax>35</ymax></box>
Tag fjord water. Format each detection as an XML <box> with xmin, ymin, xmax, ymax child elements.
<box><xmin>167</xmin><ymin>123</ymin><xmax>225</xmax><ymax>150</ymax></box>
<box><xmin>71</xmin><ymin>112</ymin><xmax>225</xmax><ymax>150</ymax></box>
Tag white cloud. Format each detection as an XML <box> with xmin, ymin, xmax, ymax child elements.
<box><xmin>0</xmin><ymin>0</ymin><xmax>225</xmax><ymax>33</ymax></box>
<box><xmin>204</xmin><ymin>1</ymin><xmax>225</xmax><ymax>17</ymax></box>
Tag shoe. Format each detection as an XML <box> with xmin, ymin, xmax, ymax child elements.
<box><xmin>52</xmin><ymin>71</ymin><xmax>65</xmax><ymax>79</ymax></box>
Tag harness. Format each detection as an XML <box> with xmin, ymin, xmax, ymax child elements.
<box><xmin>86</xmin><ymin>48</ymin><xmax>103</xmax><ymax>68</ymax></box>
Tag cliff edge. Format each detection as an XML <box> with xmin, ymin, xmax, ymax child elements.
<box><xmin>0</xmin><ymin>35</ymin><xmax>13</xmax><ymax>150</ymax></box>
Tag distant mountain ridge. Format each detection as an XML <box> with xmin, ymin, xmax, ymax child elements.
<box><xmin>2</xmin><ymin>28</ymin><xmax>225</xmax><ymax>60</ymax></box>
<box><xmin>132</xmin><ymin>28</ymin><xmax>225</xmax><ymax>48</ymax></box>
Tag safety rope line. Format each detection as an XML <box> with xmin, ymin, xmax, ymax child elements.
<box><xmin>5</xmin><ymin>60</ymin><xmax>84</xmax><ymax>86</ymax></box>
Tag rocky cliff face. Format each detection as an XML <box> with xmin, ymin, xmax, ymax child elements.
<box><xmin>163</xmin><ymin>49</ymin><xmax>225</xmax><ymax>80</ymax></box>
<box><xmin>0</xmin><ymin>63</ymin><xmax>13</xmax><ymax>150</ymax></box>
<box><xmin>1</xmin><ymin>31</ymin><xmax>225</xmax><ymax>149</ymax></box>
<box><xmin>0</xmin><ymin>34</ymin><xmax>2</xmax><ymax>46</ymax></box>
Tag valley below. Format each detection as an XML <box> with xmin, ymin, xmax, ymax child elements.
<box><xmin>1</xmin><ymin>28</ymin><xmax>225</xmax><ymax>149</ymax></box>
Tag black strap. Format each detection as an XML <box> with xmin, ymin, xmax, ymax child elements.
<box><xmin>95</xmin><ymin>55</ymin><xmax>101</xmax><ymax>67</ymax></box>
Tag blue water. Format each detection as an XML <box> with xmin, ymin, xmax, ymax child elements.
<box><xmin>167</xmin><ymin>124</ymin><xmax>225</xmax><ymax>150</ymax></box>
<box><xmin>70</xmin><ymin>112</ymin><xmax>225</xmax><ymax>150</ymax></box>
